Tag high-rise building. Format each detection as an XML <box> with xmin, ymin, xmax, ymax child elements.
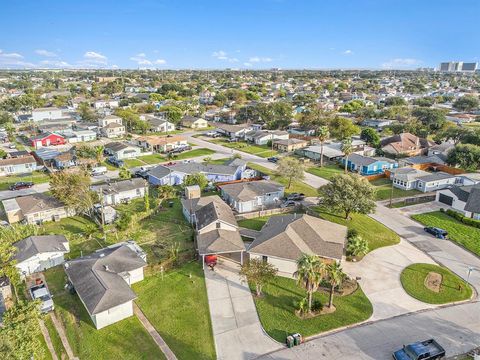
<box><xmin>439</xmin><ymin>61</ymin><xmax>478</xmax><ymax>72</ymax></box>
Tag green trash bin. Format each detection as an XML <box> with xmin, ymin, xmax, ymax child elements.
<box><xmin>292</xmin><ymin>333</ymin><xmax>302</xmax><ymax>345</ymax></box>
<box><xmin>286</xmin><ymin>336</ymin><xmax>294</xmax><ymax>348</ymax></box>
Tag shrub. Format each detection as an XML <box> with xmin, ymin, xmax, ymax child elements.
<box><xmin>116</xmin><ymin>212</ymin><xmax>132</xmax><ymax>231</ymax></box>
<box><xmin>347</xmin><ymin>228</ymin><xmax>359</xmax><ymax>240</ymax></box>
<box><xmin>445</xmin><ymin>209</ymin><xmax>480</xmax><ymax>229</ymax></box>
<box><xmin>311</xmin><ymin>299</ymin><xmax>323</xmax><ymax>312</ymax></box>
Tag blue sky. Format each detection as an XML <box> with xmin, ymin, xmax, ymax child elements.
<box><xmin>1</xmin><ymin>0</ymin><xmax>479</xmax><ymax>70</ymax></box>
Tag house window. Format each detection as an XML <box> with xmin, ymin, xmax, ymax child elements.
<box><xmin>216</xmin><ymin>222</ymin><xmax>221</xmax><ymax>229</ymax></box>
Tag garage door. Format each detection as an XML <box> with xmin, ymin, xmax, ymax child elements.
<box><xmin>439</xmin><ymin>193</ymin><xmax>453</xmax><ymax>206</ymax></box>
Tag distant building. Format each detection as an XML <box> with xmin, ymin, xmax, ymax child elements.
<box><xmin>32</xmin><ymin>107</ymin><xmax>63</xmax><ymax>122</ymax></box>
<box><xmin>439</xmin><ymin>62</ymin><xmax>478</xmax><ymax>72</ymax></box>
<box><xmin>0</xmin><ymin>155</ymin><xmax>37</xmax><ymax>176</ymax></box>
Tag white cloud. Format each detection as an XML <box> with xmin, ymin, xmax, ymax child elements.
<box><xmin>381</xmin><ymin>58</ymin><xmax>422</xmax><ymax>69</ymax></box>
<box><xmin>212</xmin><ymin>50</ymin><xmax>239</xmax><ymax>63</ymax></box>
<box><xmin>39</xmin><ymin>60</ymin><xmax>72</xmax><ymax>68</ymax></box>
<box><xmin>0</xmin><ymin>50</ymin><xmax>35</xmax><ymax>67</ymax></box>
<box><xmin>243</xmin><ymin>62</ymin><xmax>252</xmax><ymax>67</ymax></box>
<box><xmin>154</xmin><ymin>59</ymin><xmax>166</xmax><ymax>65</ymax></box>
<box><xmin>111</xmin><ymin>64</ymin><xmax>119</xmax><ymax>69</ymax></box>
<box><xmin>342</xmin><ymin>49</ymin><xmax>353</xmax><ymax>55</ymax></box>
<box><xmin>35</xmin><ymin>49</ymin><xmax>57</xmax><ymax>57</ymax></box>
<box><xmin>0</xmin><ymin>50</ymin><xmax>24</xmax><ymax>59</ymax></box>
<box><xmin>248</xmin><ymin>56</ymin><xmax>272</xmax><ymax>63</ymax></box>
<box><xmin>83</xmin><ymin>51</ymin><xmax>108</xmax><ymax>64</ymax></box>
<box><xmin>129</xmin><ymin>53</ymin><xmax>166</xmax><ymax>67</ymax></box>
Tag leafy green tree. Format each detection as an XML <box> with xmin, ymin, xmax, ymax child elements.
<box><xmin>276</xmin><ymin>157</ymin><xmax>305</xmax><ymax>188</ymax></box>
<box><xmin>119</xmin><ymin>166</ymin><xmax>132</xmax><ymax>179</ymax></box>
<box><xmin>0</xmin><ymin>300</ymin><xmax>44</xmax><ymax>360</ymax></box>
<box><xmin>320</xmin><ymin>174</ymin><xmax>376</xmax><ymax>219</ymax></box>
<box><xmin>295</xmin><ymin>254</ymin><xmax>325</xmax><ymax>313</ymax></box>
<box><xmin>159</xmin><ymin>105</ymin><xmax>183</xmax><ymax>124</ymax></box>
<box><xmin>317</xmin><ymin>126</ymin><xmax>330</xmax><ymax>167</ymax></box>
<box><xmin>239</xmin><ymin>259</ymin><xmax>278</xmax><ymax>297</ymax></box>
<box><xmin>412</xmin><ymin>107</ymin><xmax>447</xmax><ymax>133</ymax></box>
<box><xmin>94</xmin><ymin>145</ymin><xmax>104</xmax><ymax>165</ymax></box>
<box><xmin>346</xmin><ymin>235</ymin><xmax>369</xmax><ymax>257</ymax></box>
<box><xmin>156</xmin><ymin>185</ymin><xmax>176</xmax><ymax>208</ymax></box>
<box><xmin>329</xmin><ymin>117</ymin><xmax>360</xmax><ymax>140</ymax></box>
<box><xmin>0</xmin><ymin>111</ymin><xmax>14</xmax><ymax>125</ymax></box>
<box><xmin>453</xmin><ymin>95</ymin><xmax>479</xmax><ymax>112</ymax></box>
<box><xmin>183</xmin><ymin>173</ymin><xmax>208</xmax><ymax>190</ymax></box>
<box><xmin>78</xmin><ymin>102</ymin><xmax>98</xmax><ymax>122</ymax></box>
<box><xmin>144</xmin><ymin>192</ymin><xmax>150</xmax><ymax>211</ymax></box>
<box><xmin>446</xmin><ymin>144</ymin><xmax>480</xmax><ymax>171</ymax></box>
<box><xmin>0</xmin><ymin>149</ymin><xmax>7</xmax><ymax>159</ymax></box>
<box><xmin>384</xmin><ymin>96</ymin><xmax>407</xmax><ymax>106</ymax></box>
<box><xmin>360</xmin><ymin>128</ymin><xmax>380</xmax><ymax>147</ymax></box>
<box><xmin>339</xmin><ymin>100</ymin><xmax>365</xmax><ymax>113</ymax></box>
<box><xmin>326</xmin><ymin>262</ymin><xmax>346</xmax><ymax>308</ymax></box>
<box><xmin>341</xmin><ymin>139</ymin><xmax>353</xmax><ymax>174</ymax></box>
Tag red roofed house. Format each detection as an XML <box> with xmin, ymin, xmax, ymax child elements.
<box><xmin>380</xmin><ymin>132</ymin><xmax>433</xmax><ymax>157</ymax></box>
<box><xmin>31</xmin><ymin>132</ymin><xmax>66</xmax><ymax>149</ymax></box>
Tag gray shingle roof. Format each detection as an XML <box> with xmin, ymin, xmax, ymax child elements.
<box><xmin>219</xmin><ymin>180</ymin><xmax>284</xmax><ymax>202</ymax></box>
<box><xmin>91</xmin><ymin>178</ymin><xmax>146</xmax><ymax>195</ymax></box>
<box><xmin>248</xmin><ymin>214</ymin><xmax>347</xmax><ymax>261</ymax></box>
<box><xmin>14</xmin><ymin>235</ymin><xmax>68</xmax><ymax>262</ymax></box>
<box><xmin>417</xmin><ymin>172</ymin><xmax>455</xmax><ymax>183</ymax></box>
<box><xmin>465</xmin><ymin>188</ymin><xmax>480</xmax><ymax>213</ymax></box>
<box><xmin>347</xmin><ymin>153</ymin><xmax>396</xmax><ymax>166</ymax></box>
<box><xmin>180</xmin><ymin>195</ymin><xmax>224</xmax><ymax>215</ymax></box>
<box><xmin>149</xmin><ymin>162</ymin><xmax>238</xmax><ymax>180</ymax></box>
<box><xmin>10</xmin><ymin>193</ymin><xmax>66</xmax><ymax>215</ymax></box>
<box><xmin>195</xmin><ymin>200</ymin><xmax>238</xmax><ymax>230</ymax></box>
<box><xmin>65</xmin><ymin>244</ymin><xmax>146</xmax><ymax>315</ymax></box>
<box><xmin>197</xmin><ymin>229</ymin><xmax>245</xmax><ymax>255</ymax></box>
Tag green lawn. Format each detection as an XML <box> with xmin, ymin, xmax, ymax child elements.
<box><xmin>238</xmin><ymin>216</ymin><xmax>271</xmax><ymax>231</ymax></box>
<box><xmin>44</xmin><ymin>267</ymin><xmax>166</xmax><ymax>360</ymax></box>
<box><xmin>208</xmin><ymin>158</ymin><xmax>230</xmax><ymax>165</ymax></box>
<box><xmin>247</xmin><ymin>163</ymin><xmax>318</xmax><ymax>197</ymax></box>
<box><xmin>38</xmin><ymin>326</ymin><xmax>54</xmax><ymax>360</ymax></box>
<box><xmin>137</xmin><ymin>153</ymin><xmax>165</xmax><ymax>165</ymax></box>
<box><xmin>211</xmin><ymin>139</ymin><xmax>279</xmax><ymax>158</ymax></box>
<box><xmin>252</xmin><ymin>276</ymin><xmax>373</xmax><ymax>342</ymax></box>
<box><xmin>124</xmin><ymin>158</ymin><xmax>146</xmax><ymax>168</ymax></box>
<box><xmin>400</xmin><ymin>263</ymin><xmax>472</xmax><ymax>304</ymax></box>
<box><xmin>312</xmin><ymin>206</ymin><xmax>400</xmax><ymax>252</ymax></box>
<box><xmin>389</xmin><ymin>197</ymin><xmax>434</xmax><ymax>208</ymax></box>
<box><xmin>100</xmin><ymin>161</ymin><xmax>117</xmax><ymax>171</ymax></box>
<box><xmin>172</xmin><ymin>148</ymin><xmax>215</xmax><ymax>160</ymax></box>
<box><xmin>306</xmin><ymin>164</ymin><xmax>344</xmax><ymax>180</ymax></box>
<box><xmin>0</xmin><ymin>171</ymin><xmax>50</xmax><ymax>190</ymax></box>
<box><xmin>412</xmin><ymin>211</ymin><xmax>480</xmax><ymax>256</ymax></box>
<box><xmin>133</xmin><ymin>262</ymin><xmax>216</xmax><ymax>360</ymax></box>
<box><xmin>370</xmin><ymin>178</ymin><xmax>422</xmax><ymax>201</ymax></box>
<box><xmin>44</xmin><ymin>315</ymin><xmax>68</xmax><ymax>359</ymax></box>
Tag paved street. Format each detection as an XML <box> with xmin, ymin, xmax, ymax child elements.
<box><xmin>204</xmin><ymin>259</ymin><xmax>281</xmax><ymax>360</ymax></box>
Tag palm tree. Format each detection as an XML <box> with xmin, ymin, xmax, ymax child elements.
<box><xmin>94</xmin><ymin>145</ymin><xmax>104</xmax><ymax>165</ymax></box>
<box><xmin>341</xmin><ymin>138</ymin><xmax>353</xmax><ymax>174</ymax></box>
<box><xmin>294</xmin><ymin>254</ymin><xmax>325</xmax><ymax>313</ymax></box>
<box><xmin>119</xmin><ymin>166</ymin><xmax>131</xmax><ymax>179</ymax></box>
<box><xmin>317</xmin><ymin>126</ymin><xmax>330</xmax><ymax>167</ymax></box>
<box><xmin>326</xmin><ymin>262</ymin><xmax>346</xmax><ymax>308</ymax></box>
<box><xmin>156</xmin><ymin>185</ymin><xmax>176</xmax><ymax>209</ymax></box>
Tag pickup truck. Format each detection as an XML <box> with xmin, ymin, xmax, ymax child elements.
<box><xmin>29</xmin><ymin>282</ymin><xmax>54</xmax><ymax>313</ymax></box>
<box><xmin>393</xmin><ymin>339</ymin><xmax>445</xmax><ymax>360</ymax></box>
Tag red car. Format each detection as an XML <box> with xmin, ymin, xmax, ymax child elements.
<box><xmin>9</xmin><ymin>181</ymin><xmax>34</xmax><ymax>190</ymax></box>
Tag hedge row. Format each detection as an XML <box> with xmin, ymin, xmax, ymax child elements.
<box><xmin>440</xmin><ymin>208</ymin><xmax>480</xmax><ymax>229</ymax></box>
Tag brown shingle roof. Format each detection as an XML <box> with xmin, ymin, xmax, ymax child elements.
<box><xmin>0</xmin><ymin>155</ymin><xmax>36</xmax><ymax>166</ymax></box>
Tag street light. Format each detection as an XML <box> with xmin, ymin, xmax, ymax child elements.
<box><xmin>466</xmin><ymin>266</ymin><xmax>475</xmax><ymax>285</ymax></box>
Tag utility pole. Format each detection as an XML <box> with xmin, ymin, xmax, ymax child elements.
<box><xmin>389</xmin><ymin>178</ymin><xmax>394</xmax><ymax>208</ymax></box>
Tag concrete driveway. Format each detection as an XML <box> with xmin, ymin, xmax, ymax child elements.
<box><xmin>343</xmin><ymin>238</ymin><xmax>438</xmax><ymax>321</ymax></box>
<box><xmin>204</xmin><ymin>259</ymin><xmax>281</xmax><ymax>360</ymax></box>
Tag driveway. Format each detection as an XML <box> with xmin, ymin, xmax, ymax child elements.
<box><xmin>343</xmin><ymin>238</ymin><xmax>438</xmax><ymax>321</ymax></box>
<box><xmin>204</xmin><ymin>259</ymin><xmax>281</xmax><ymax>360</ymax></box>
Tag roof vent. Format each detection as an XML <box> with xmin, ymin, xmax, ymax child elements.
<box><xmin>104</xmin><ymin>265</ymin><xmax>110</xmax><ymax>271</ymax></box>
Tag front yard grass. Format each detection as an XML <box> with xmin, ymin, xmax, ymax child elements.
<box><xmin>124</xmin><ymin>158</ymin><xmax>146</xmax><ymax>168</ymax></box>
<box><xmin>0</xmin><ymin>171</ymin><xmax>50</xmax><ymax>190</ymax></box>
<box><xmin>370</xmin><ymin>178</ymin><xmax>422</xmax><ymax>201</ymax></box>
<box><xmin>400</xmin><ymin>263</ymin><xmax>472</xmax><ymax>304</ymax></box>
<box><xmin>133</xmin><ymin>262</ymin><xmax>216</xmax><ymax>360</ymax></box>
<box><xmin>412</xmin><ymin>211</ymin><xmax>480</xmax><ymax>256</ymax></box>
<box><xmin>44</xmin><ymin>267</ymin><xmax>166</xmax><ymax>360</ymax></box>
<box><xmin>247</xmin><ymin>162</ymin><xmax>318</xmax><ymax>197</ymax></box>
<box><xmin>312</xmin><ymin>206</ymin><xmax>400</xmax><ymax>252</ymax></box>
<box><xmin>306</xmin><ymin>164</ymin><xmax>344</xmax><ymax>180</ymax></box>
<box><xmin>252</xmin><ymin>276</ymin><xmax>373</xmax><ymax>342</ymax></box>
<box><xmin>172</xmin><ymin>148</ymin><xmax>215</xmax><ymax>160</ymax></box>
<box><xmin>211</xmin><ymin>139</ymin><xmax>279</xmax><ymax>158</ymax></box>
<box><xmin>137</xmin><ymin>153</ymin><xmax>165</xmax><ymax>164</ymax></box>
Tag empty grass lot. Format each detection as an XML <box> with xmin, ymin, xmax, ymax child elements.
<box><xmin>306</xmin><ymin>164</ymin><xmax>344</xmax><ymax>181</ymax></box>
<box><xmin>412</xmin><ymin>211</ymin><xmax>480</xmax><ymax>256</ymax></box>
<box><xmin>44</xmin><ymin>267</ymin><xmax>166</xmax><ymax>360</ymax></box>
<box><xmin>370</xmin><ymin>178</ymin><xmax>422</xmax><ymax>201</ymax></box>
<box><xmin>0</xmin><ymin>171</ymin><xmax>50</xmax><ymax>190</ymax></box>
<box><xmin>172</xmin><ymin>148</ymin><xmax>215</xmax><ymax>160</ymax></box>
<box><xmin>133</xmin><ymin>262</ymin><xmax>216</xmax><ymax>360</ymax></box>
<box><xmin>212</xmin><ymin>139</ymin><xmax>279</xmax><ymax>158</ymax></box>
<box><xmin>312</xmin><ymin>206</ymin><xmax>400</xmax><ymax>252</ymax></box>
<box><xmin>252</xmin><ymin>276</ymin><xmax>373</xmax><ymax>342</ymax></box>
<box><xmin>400</xmin><ymin>263</ymin><xmax>472</xmax><ymax>304</ymax></box>
<box><xmin>247</xmin><ymin>162</ymin><xmax>318</xmax><ymax>197</ymax></box>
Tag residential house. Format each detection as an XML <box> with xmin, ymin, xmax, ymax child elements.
<box><xmin>32</xmin><ymin>148</ymin><xmax>61</xmax><ymax>166</ymax></box>
<box><xmin>297</xmin><ymin>139</ymin><xmax>374</xmax><ymax>162</ymax></box>
<box><xmin>436</xmin><ymin>184</ymin><xmax>480</xmax><ymax>219</ymax></box>
<box><xmin>99</xmin><ymin>115</ymin><xmax>126</xmax><ymax>138</ymax></box>
<box><xmin>399</xmin><ymin>154</ymin><xmax>447</xmax><ymax>167</ymax></box>
<box><xmin>380</xmin><ymin>133</ymin><xmax>433</xmax><ymax>157</ymax></box>
<box><xmin>455</xmin><ymin>173</ymin><xmax>480</xmax><ymax>186</ymax></box>
<box><xmin>52</xmin><ymin>151</ymin><xmax>77</xmax><ymax>169</ymax></box>
<box><xmin>219</xmin><ymin>180</ymin><xmax>285</xmax><ymax>213</ymax></box>
<box><xmin>389</xmin><ymin>167</ymin><xmax>457</xmax><ymax>192</ymax></box>
<box><xmin>62</xmin><ymin>129</ymin><xmax>97</xmax><ymax>143</ymax></box>
<box><xmin>245</xmin><ymin>130</ymin><xmax>289</xmax><ymax>145</ymax></box>
<box><xmin>194</xmin><ymin>199</ymin><xmax>245</xmax><ymax>267</ymax></box>
<box><xmin>214</xmin><ymin>123</ymin><xmax>251</xmax><ymax>139</ymax></box>
<box><xmin>341</xmin><ymin>154</ymin><xmax>398</xmax><ymax>175</ymax></box>
<box><xmin>273</xmin><ymin>138</ymin><xmax>308</xmax><ymax>152</ymax></box>
<box><xmin>64</xmin><ymin>241</ymin><xmax>147</xmax><ymax>329</ymax></box>
<box><xmin>32</xmin><ymin>107</ymin><xmax>63</xmax><ymax>122</ymax></box>
<box><xmin>361</xmin><ymin>119</ymin><xmax>394</xmax><ymax>130</ymax></box>
<box><xmin>181</xmin><ymin>115</ymin><xmax>208</xmax><ymax>129</ymax></box>
<box><xmin>14</xmin><ymin>235</ymin><xmax>69</xmax><ymax>276</ymax></box>
<box><xmin>248</xmin><ymin>214</ymin><xmax>347</xmax><ymax>278</ymax></box>
<box><xmin>135</xmin><ymin>135</ymin><xmax>188</xmax><ymax>153</ymax></box>
<box><xmin>2</xmin><ymin>193</ymin><xmax>73</xmax><ymax>224</ymax></box>
<box><xmin>93</xmin><ymin>100</ymin><xmax>119</xmax><ymax>110</ymax></box>
<box><xmin>104</xmin><ymin>142</ymin><xmax>142</xmax><ymax>160</ymax></box>
<box><xmin>30</xmin><ymin>132</ymin><xmax>66</xmax><ymax>149</ymax></box>
<box><xmin>148</xmin><ymin>162</ymin><xmax>244</xmax><ymax>186</ymax></box>
<box><xmin>0</xmin><ymin>155</ymin><xmax>37</xmax><ymax>177</ymax></box>
<box><xmin>145</xmin><ymin>116</ymin><xmax>175</xmax><ymax>133</ymax></box>
<box><xmin>91</xmin><ymin>178</ymin><xmax>147</xmax><ymax>206</ymax></box>
<box><xmin>181</xmin><ymin>194</ymin><xmax>225</xmax><ymax>224</ymax></box>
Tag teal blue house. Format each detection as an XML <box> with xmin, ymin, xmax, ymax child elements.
<box><xmin>341</xmin><ymin>153</ymin><xmax>398</xmax><ymax>175</ymax></box>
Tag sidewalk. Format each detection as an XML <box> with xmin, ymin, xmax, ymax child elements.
<box><xmin>204</xmin><ymin>259</ymin><xmax>281</xmax><ymax>360</ymax></box>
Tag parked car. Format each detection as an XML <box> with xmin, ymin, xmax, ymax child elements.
<box><xmin>134</xmin><ymin>169</ymin><xmax>149</xmax><ymax>179</ymax></box>
<box><xmin>280</xmin><ymin>200</ymin><xmax>296</xmax><ymax>208</ymax></box>
<box><xmin>9</xmin><ymin>181</ymin><xmax>34</xmax><ymax>191</ymax></box>
<box><xmin>393</xmin><ymin>339</ymin><xmax>445</xmax><ymax>360</ymax></box>
<box><xmin>267</xmin><ymin>156</ymin><xmax>279</xmax><ymax>163</ymax></box>
<box><xmin>91</xmin><ymin>166</ymin><xmax>107</xmax><ymax>176</ymax></box>
<box><xmin>205</xmin><ymin>131</ymin><xmax>220</xmax><ymax>138</ymax></box>
<box><xmin>423</xmin><ymin>227</ymin><xmax>448</xmax><ymax>239</ymax></box>
<box><xmin>287</xmin><ymin>193</ymin><xmax>305</xmax><ymax>201</ymax></box>
<box><xmin>106</xmin><ymin>157</ymin><xmax>124</xmax><ymax>168</ymax></box>
<box><xmin>164</xmin><ymin>161</ymin><xmax>177</xmax><ymax>166</ymax></box>
<box><xmin>29</xmin><ymin>281</ymin><xmax>54</xmax><ymax>313</ymax></box>
<box><xmin>169</xmin><ymin>145</ymin><xmax>192</xmax><ymax>154</ymax></box>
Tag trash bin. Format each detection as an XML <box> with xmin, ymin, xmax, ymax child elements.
<box><xmin>292</xmin><ymin>333</ymin><xmax>302</xmax><ymax>345</ymax></box>
<box><xmin>286</xmin><ymin>336</ymin><xmax>294</xmax><ymax>348</ymax></box>
<box><xmin>168</xmin><ymin>201</ymin><xmax>174</xmax><ymax>208</ymax></box>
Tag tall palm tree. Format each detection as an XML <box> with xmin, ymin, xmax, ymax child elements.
<box><xmin>317</xmin><ymin>126</ymin><xmax>330</xmax><ymax>168</ymax></box>
<box><xmin>326</xmin><ymin>262</ymin><xmax>346</xmax><ymax>308</ymax></box>
<box><xmin>294</xmin><ymin>254</ymin><xmax>325</xmax><ymax>313</ymax></box>
<box><xmin>94</xmin><ymin>145</ymin><xmax>104</xmax><ymax>166</ymax></box>
<box><xmin>341</xmin><ymin>138</ymin><xmax>353</xmax><ymax>174</ymax></box>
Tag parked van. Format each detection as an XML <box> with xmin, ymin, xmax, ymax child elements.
<box><xmin>91</xmin><ymin>166</ymin><xmax>107</xmax><ymax>176</ymax></box>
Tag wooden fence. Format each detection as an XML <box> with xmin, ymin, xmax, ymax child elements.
<box><xmin>235</xmin><ymin>206</ymin><xmax>301</xmax><ymax>220</ymax></box>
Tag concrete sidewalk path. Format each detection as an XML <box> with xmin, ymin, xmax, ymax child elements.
<box><xmin>204</xmin><ymin>259</ymin><xmax>281</xmax><ymax>360</ymax></box>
